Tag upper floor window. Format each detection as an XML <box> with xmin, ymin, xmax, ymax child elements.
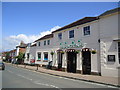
<box><xmin>47</xmin><ymin>40</ymin><xmax>50</xmax><ymax>45</ymax></box>
<box><xmin>69</xmin><ymin>30</ymin><xmax>74</xmax><ymax>38</ymax></box>
<box><xmin>38</xmin><ymin>42</ymin><xmax>40</xmax><ymax>46</ymax></box>
<box><xmin>58</xmin><ymin>33</ymin><xmax>62</xmax><ymax>40</ymax></box>
<box><xmin>44</xmin><ymin>41</ymin><xmax>46</xmax><ymax>45</ymax></box>
<box><xmin>83</xmin><ymin>26</ymin><xmax>90</xmax><ymax>36</ymax></box>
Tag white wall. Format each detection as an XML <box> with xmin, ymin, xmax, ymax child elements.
<box><xmin>99</xmin><ymin>13</ymin><xmax>119</xmax><ymax>77</ymax></box>
<box><xmin>24</xmin><ymin>46</ymin><xmax>30</xmax><ymax>64</ymax></box>
<box><xmin>52</xmin><ymin>20</ymin><xmax>100</xmax><ymax>74</ymax></box>
<box><xmin>35</xmin><ymin>38</ymin><xmax>56</xmax><ymax>65</ymax></box>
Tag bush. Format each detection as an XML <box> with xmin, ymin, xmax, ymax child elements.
<box><xmin>91</xmin><ymin>50</ymin><xmax>97</xmax><ymax>54</ymax></box>
<box><xmin>50</xmin><ymin>52</ymin><xmax>54</xmax><ymax>55</ymax></box>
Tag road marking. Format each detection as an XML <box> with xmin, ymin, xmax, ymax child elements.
<box><xmin>34</xmin><ymin>81</ymin><xmax>62</xmax><ymax>90</ymax></box>
<box><xmin>16</xmin><ymin>74</ymin><xmax>33</xmax><ymax>81</ymax></box>
<box><xmin>15</xmin><ymin>73</ymin><xmax>61</xmax><ymax>90</ymax></box>
<box><xmin>7</xmin><ymin>70</ymin><xmax>14</xmax><ymax>74</ymax></box>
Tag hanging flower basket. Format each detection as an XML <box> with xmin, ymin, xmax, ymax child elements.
<box><xmin>50</xmin><ymin>52</ymin><xmax>54</xmax><ymax>55</ymax></box>
<box><xmin>91</xmin><ymin>50</ymin><xmax>97</xmax><ymax>54</ymax></box>
<box><xmin>75</xmin><ymin>50</ymin><xmax>80</xmax><ymax>54</ymax></box>
<box><xmin>60</xmin><ymin>51</ymin><xmax>65</xmax><ymax>54</ymax></box>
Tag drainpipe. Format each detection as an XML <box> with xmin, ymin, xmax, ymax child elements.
<box><xmin>98</xmin><ymin>17</ymin><xmax>101</xmax><ymax>76</ymax></box>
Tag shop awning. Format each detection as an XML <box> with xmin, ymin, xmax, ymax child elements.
<box><xmin>57</xmin><ymin>49</ymin><xmax>63</xmax><ymax>52</ymax></box>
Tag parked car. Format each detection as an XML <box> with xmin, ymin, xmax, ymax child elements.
<box><xmin>0</xmin><ymin>61</ymin><xmax>5</xmax><ymax>70</ymax></box>
<box><xmin>30</xmin><ymin>59</ymin><xmax>35</xmax><ymax>66</ymax></box>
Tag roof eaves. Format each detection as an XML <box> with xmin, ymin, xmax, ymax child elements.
<box><xmin>99</xmin><ymin>7</ymin><xmax>120</xmax><ymax>17</ymax></box>
<box><xmin>34</xmin><ymin>34</ymin><xmax>53</xmax><ymax>42</ymax></box>
<box><xmin>52</xmin><ymin>17</ymin><xmax>98</xmax><ymax>33</ymax></box>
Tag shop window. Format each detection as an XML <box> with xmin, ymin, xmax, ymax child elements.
<box><xmin>44</xmin><ymin>52</ymin><xmax>48</xmax><ymax>60</ymax></box>
<box><xmin>37</xmin><ymin>52</ymin><xmax>41</xmax><ymax>60</ymax></box>
<box><xmin>69</xmin><ymin>30</ymin><xmax>74</xmax><ymax>38</ymax></box>
<box><xmin>58</xmin><ymin>33</ymin><xmax>62</xmax><ymax>40</ymax></box>
<box><xmin>83</xmin><ymin>26</ymin><xmax>90</xmax><ymax>36</ymax></box>
<box><xmin>47</xmin><ymin>40</ymin><xmax>50</xmax><ymax>45</ymax></box>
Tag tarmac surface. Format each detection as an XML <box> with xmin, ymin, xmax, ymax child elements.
<box><xmin>2</xmin><ymin>63</ymin><xmax>120</xmax><ymax>89</ymax></box>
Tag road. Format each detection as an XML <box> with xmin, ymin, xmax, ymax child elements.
<box><xmin>2</xmin><ymin>64</ymin><xmax>119</xmax><ymax>89</ymax></box>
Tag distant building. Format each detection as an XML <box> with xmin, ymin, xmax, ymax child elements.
<box><xmin>24</xmin><ymin>42</ymin><xmax>36</xmax><ymax>65</ymax></box>
<box><xmin>16</xmin><ymin>41</ymin><xmax>27</xmax><ymax>56</ymax></box>
<box><xmin>2</xmin><ymin>41</ymin><xmax>27</xmax><ymax>63</ymax></box>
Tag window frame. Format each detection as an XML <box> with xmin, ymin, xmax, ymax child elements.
<box><xmin>58</xmin><ymin>33</ymin><xmax>62</xmax><ymax>40</ymax></box>
<box><xmin>44</xmin><ymin>41</ymin><xmax>46</xmax><ymax>46</ymax></box>
<box><xmin>38</xmin><ymin>42</ymin><xmax>40</xmax><ymax>46</ymax></box>
<box><xmin>47</xmin><ymin>40</ymin><xmax>50</xmax><ymax>45</ymax></box>
<box><xmin>69</xmin><ymin>30</ymin><xmax>74</xmax><ymax>38</ymax></box>
<box><xmin>37</xmin><ymin>52</ymin><xmax>41</xmax><ymax>60</ymax></box>
<box><xmin>83</xmin><ymin>26</ymin><xmax>90</xmax><ymax>36</ymax></box>
<box><xmin>44</xmin><ymin>52</ymin><xmax>48</xmax><ymax>60</ymax></box>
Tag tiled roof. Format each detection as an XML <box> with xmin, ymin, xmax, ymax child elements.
<box><xmin>16</xmin><ymin>43</ymin><xmax>27</xmax><ymax>48</ymax></box>
<box><xmin>99</xmin><ymin>7</ymin><xmax>120</xmax><ymax>17</ymax></box>
<box><xmin>34</xmin><ymin>34</ymin><xmax>53</xmax><ymax>42</ymax></box>
<box><xmin>52</xmin><ymin>17</ymin><xmax>98</xmax><ymax>33</ymax></box>
<box><xmin>31</xmin><ymin>43</ymin><xmax>37</xmax><ymax>47</ymax></box>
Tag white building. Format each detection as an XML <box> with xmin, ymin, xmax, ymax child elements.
<box><xmin>24</xmin><ymin>43</ymin><xmax>36</xmax><ymax>65</ymax></box>
<box><xmin>35</xmin><ymin>34</ymin><xmax>54</xmax><ymax>67</ymax></box>
<box><xmin>99</xmin><ymin>8</ymin><xmax>120</xmax><ymax>77</ymax></box>
<box><xmin>25</xmin><ymin>7</ymin><xmax>120</xmax><ymax>77</ymax></box>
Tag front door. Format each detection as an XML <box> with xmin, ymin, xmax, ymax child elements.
<box><xmin>67</xmin><ymin>52</ymin><xmax>77</xmax><ymax>73</ymax></box>
<box><xmin>57</xmin><ymin>52</ymin><xmax>63</xmax><ymax>69</ymax></box>
<box><xmin>82</xmin><ymin>48</ymin><xmax>91</xmax><ymax>74</ymax></box>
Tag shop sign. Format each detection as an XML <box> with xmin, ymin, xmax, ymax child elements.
<box><xmin>59</xmin><ymin>40</ymin><xmax>85</xmax><ymax>49</ymax></box>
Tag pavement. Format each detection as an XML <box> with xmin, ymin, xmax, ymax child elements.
<box><xmin>5</xmin><ymin>62</ymin><xmax>120</xmax><ymax>88</ymax></box>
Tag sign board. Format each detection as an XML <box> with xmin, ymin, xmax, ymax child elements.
<box><xmin>108</xmin><ymin>55</ymin><xmax>115</xmax><ymax>62</ymax></box>
<box><xmin>60</xmin><ymin>40</ymin><xmax>85</xmax><ymax>49</ymax></box>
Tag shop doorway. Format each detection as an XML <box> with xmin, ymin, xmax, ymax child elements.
<box><xmin>67</xmin><ymin>49</ymin><xmax>77</xmax><ymax>73</ymax></box>
<box><xmin>57</xmin><ymin>52</ymin><xmax>63</xmax><ymax>69</ymax></box>
<box><xmin>82</xmin><ymin>48</ymin><xmax>91</xmax><ymax>74</ymax></box>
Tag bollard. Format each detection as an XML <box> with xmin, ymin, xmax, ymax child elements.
<box><xmin>36</xmin><ymin>64</ymin><xmax>38</xmax><ymax>71</ymax></box>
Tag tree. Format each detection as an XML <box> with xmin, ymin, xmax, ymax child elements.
<box><xmin>16</xmin><ymin>52</ymin><xmax>25</xmax><ymax>64</ymax></box>
<box><xmin>5</xmin><ymin>52</ymin><xmax>10</xmax><ymax>62</ymax></box>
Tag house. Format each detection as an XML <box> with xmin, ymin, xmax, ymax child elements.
<box><xmin>98</xmin><ymin>7</ymin><xmax>120</xmax><ymax>77</ymax></box>
<box><xmin>24</xmin><ymin>42</ymin><xmax>36</xmax><ymax>65</ymax></box>
<box><xmin>15</xmin><ymin>41</ymin><xmax>27</xmax><ymax>64</ymax></box>
<box><xmin>16</xmin><ymin>41</ymin><xmax>27</xmax><ymax>56</ymax></box>
<box><xmin>34</xmin><ymin>34</ymin><xmax>54</xmax><ymax>67</ymax></box>
<box><xmin>51</xmin><ymin>17</ymin><xmax>100</xmax><ymax>74</ymax></box>
<box><xmin>9</xmin><ymin>49</ymin><xmax>16</xmax><ymax>63</ymax></box>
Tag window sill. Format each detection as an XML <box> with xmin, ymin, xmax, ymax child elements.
<box><xmin>37</xmin><ymin>60</ymin><xmax>41</xmax><ymax>61</ymax></box>
<box><xmin>43</xmin><ymin>60</ymin><xmax>48</xmax><ymax>62</ymax></box>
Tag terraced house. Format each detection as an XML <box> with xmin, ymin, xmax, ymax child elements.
<box><xmin>24</xmin><ymin>7</ymin><xmax>120</xmax><ymax>77</ymax></box>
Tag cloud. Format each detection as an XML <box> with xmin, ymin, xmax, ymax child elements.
<box><xmin>2</xmin><ymin>26</ymin><xmax>61</xmax><ymax>51</ymax></box>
